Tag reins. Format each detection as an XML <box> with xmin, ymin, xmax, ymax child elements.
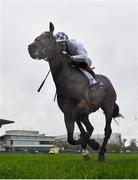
<box><xmin>36</xmin><ymin>37</ymin><xmax>55</xmax><ymax>93</ymax></box>
<box><xmin>36</xmin><ymin>38</ymin><xmax>62</xmax><ymax>101</ymax></box>
<box><xmin>37</xmin><ymin>69</ymin><xmax>51</xmax><ymax>92</ymax></box>
<box><xmin>37</xmin><ymin>67</ymin><xmax>57</xmax><ymax>102</ymax></box>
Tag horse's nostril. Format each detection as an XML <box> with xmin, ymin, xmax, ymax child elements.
<box><xmin>28</xmin><ymin>44</ymin><xmax>37</xmax><ymax>52</ymax></box>
<box><xmin>28</xmin><ymin>43</ymin><xmax>39</xmax><ymax>59</ymax></box>
<box><xmin>32</xmin><ymin>44</ymin><xmax>37</xmax><ymax>49</ymax></box>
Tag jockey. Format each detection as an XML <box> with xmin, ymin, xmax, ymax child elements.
<box><xmin>55</xmin><ymin>32</ymin><xmax>97</xmax><ymax>85</ymax></box>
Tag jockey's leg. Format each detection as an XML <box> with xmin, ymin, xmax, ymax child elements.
<box><xmin>83</xmin><ymin>66</ymin><xmax>96</xmax><ymax>79</ymax></box>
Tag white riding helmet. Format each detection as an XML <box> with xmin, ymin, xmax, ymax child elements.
<box><xmin>55</xmin><ymin>32</ymin><xmax>69</xmax><ymax>42</ymax></box>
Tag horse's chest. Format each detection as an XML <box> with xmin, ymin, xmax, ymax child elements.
<box><xmin>56</xmin><ymin>94</ymin><xmax>78</xmax><ymax>114</ymax></box>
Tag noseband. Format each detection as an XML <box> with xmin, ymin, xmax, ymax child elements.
<box><xmin>35</xmin><ymin>37</ymin><xmax>56</xmax><ymax>61</ymax></box>
<box><xmin>35</xmin><ymin>36</ymin><xmax>56</xmax><ymax>93</ymax></box>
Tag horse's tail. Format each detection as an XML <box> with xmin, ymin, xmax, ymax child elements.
<box><xmin>113</xmin><ymin>103</ymin><xmax>124</xmax><ymax>118</ymax></box>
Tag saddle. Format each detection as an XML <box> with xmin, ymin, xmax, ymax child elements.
<box><xmin>78</xmin><ymin>66</ymin><xmax>97</xmax><ymax>86</ymax></box>
<box><xmin>62</xmin><ymin>51</ymin><xmax>97</xmax><ymax>85</ymax></box>
<box><xmin>82</xmin><ymin>66</ymin><xmax>96</xmax><ymax>78</ymax></box>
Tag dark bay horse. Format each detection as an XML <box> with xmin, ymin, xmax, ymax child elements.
<box><xmin>28</xmin><ymin>22</ymin><xmax>123</xmax><ymax>161</ymax></box>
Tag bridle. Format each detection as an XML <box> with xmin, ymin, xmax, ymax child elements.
<box><xmin>36</xmin><ymin>35</ymin><xmax>56</xmax><ymax>98</ymax></box>
<box><xmin>35</xmin><ymin>36</ymin><xmax>56</xmax><ymax>61</ymax></box>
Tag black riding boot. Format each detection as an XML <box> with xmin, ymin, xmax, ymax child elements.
<box><xmin>83</xmin><ymin>66</ymin><xmax>96</xmax><ymax>80</ymax></box>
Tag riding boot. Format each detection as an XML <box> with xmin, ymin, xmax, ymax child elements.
<box><xmin>83</xmin><ymin>66</ymin><xmax>96</xmax><ymax>79</ymax></box>
<box><xmin>89</xmin><ymin>68</ymin><xmax>96</xmax><ymax>79</ymax></box>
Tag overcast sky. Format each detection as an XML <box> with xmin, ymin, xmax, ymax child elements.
<box><xmin>1</xmin><ymin>0</ymin><xmax>138</xmax><ymax>142</ymax></box>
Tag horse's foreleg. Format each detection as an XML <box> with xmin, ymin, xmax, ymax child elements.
<box><xmin>73</xmin><ymin>100</ymin><xmax>100</xmax><ymax>151</ymax></box>
<box><xmin>64</xmin><ymin>112</ymin><xmax>91</xmax><ymax>160</ymax></box>
<box><xmin>98</xmin><ymin>113</ymin><xmax>112</xmax><ymax>162</ymax></box>
<box><xmin>76</xmin><ymin>120</ymin><xmax>88</xmax><ymax>149</ymax></box>
<box><xmin>82</xmin><ymin>117</ymin><xmax>100</xmax><ymax>150</ymax></box>
<box><xmin>76</xmin><ymin>120</ymin><xmax>91</xmax><ymax>160</ymax></box>
<box><xmin>77</xmin><ymin>119</ymin><xmax>99</xmax><ymax>150</ymax></box>
<box><xmin>64</xmin><ymin>115</ymin><xmax>86</xmax><ymax>146</ymax></box>
<box><xmin>72</xmin><ymin>108</ymin><xmax>89</xmax><ymax>148</ymax></box>
<box><xmin>81</xmin><ymin>115</ymin><xmax>94</xmax><ymax>138</ymax></box>
<box><xmin>72</xmin><ymin>101</ymin><xmax>90</xmax><ymax>146</ymax></box>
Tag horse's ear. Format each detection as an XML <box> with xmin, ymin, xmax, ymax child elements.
<box><xmin>49</xmin><ymin>22</ymin><xmax>54</xmax><ymax>33</ymax></box>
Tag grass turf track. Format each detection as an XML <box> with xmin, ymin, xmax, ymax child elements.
<box><xmin>0</xmin><ymin>153</ymin><xmax>138</xmax><ymax>179</ymax></box>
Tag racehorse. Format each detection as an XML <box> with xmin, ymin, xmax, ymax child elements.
<box><xmin>28</xmin><ymin>22</ymin><xmax>123</xmax><ymax>161</ymax></box>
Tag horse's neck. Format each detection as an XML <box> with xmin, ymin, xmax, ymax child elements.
<box><xmin>48</xmin><ymin>53</ymin><xmax>71</xmax><ymax>89</ymax></box>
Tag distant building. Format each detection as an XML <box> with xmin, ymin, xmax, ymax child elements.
<box><xmin>0</xmin><ymin>119</ymin><xmax>14</xmax><ymax>151</ymax></box>
<box><xmin>92</xmin><ymin>133</ymin><xmax>122</xmax><ymax>145</ymax></box>
<box><xmin>0</xmin><ymin>129</ymin><xmax>122</xmax><ymax>152</ymax></box>
<box><xmin>0</xmin><ymin>130</ymin><xmax>55</xmax><ymax>152</ymax></box>
<box><xmin>56</xmin><ymin>132</ymin><xmax>122</xmax><ymax>146</ymax></box>
<box><xmin>56</xmin><ymin>132</ymin><xmax>80</xmax><ymax>141</ymax></box>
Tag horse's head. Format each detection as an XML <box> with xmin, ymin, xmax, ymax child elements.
<box><xmin>28</xmin><ymin>22</ymin><xmax>56</xmax><ymax>60</ymax></box>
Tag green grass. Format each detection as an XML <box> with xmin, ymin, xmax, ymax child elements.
<box><xmin>0</xmin><ymin>153</ymin><xmax>138</xmax><ymax>179</ymax></box>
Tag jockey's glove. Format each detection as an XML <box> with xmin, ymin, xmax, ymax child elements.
<box><xmin>62</xmin><ymin>51</ymin><xmax>73</xmax><ymax>63</ymax></box>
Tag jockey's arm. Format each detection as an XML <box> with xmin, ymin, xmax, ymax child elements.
<box><xmin>62</xmin><ymin>51</ymin><xmax>92</xmax><ymax>67</ymax></box>
<box><xmin>64</xmin><ymin>39</ymin><xmax>92</xmax><ymax>67</ymax></box>
<box><xmin>71</xmin><ymin>55</ymin><xmax>87</xmax><ymax>66</ymax></box>
<box><xmin>71</xmin><ymin>55</ymin><xmax>92</xmax><ymax>67</ymax></box>
<box><xmin>69</xmin><ymin>42</ymin><xmax>92</xmax><ymax>67</ymax></box>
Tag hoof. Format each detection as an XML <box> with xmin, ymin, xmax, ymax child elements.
<box><xmin>89</xmin><ymin>139</ymin><xmax>100</xmax><ymax>150</ymax></box>
<box><xmin>83</xmin><ymin>154</ymin><xmax>91</xmax><ymax>161</ymax></box>
<box><xmin>98</xmin><ymin>155</ymin><xmax>105</xmax><ymax>162</ymax></box>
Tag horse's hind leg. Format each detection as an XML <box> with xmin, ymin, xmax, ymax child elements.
<box><xmin>98</xmin><ymin>111</ymin><xmax>113</xmax><ymax>162</ymax></box>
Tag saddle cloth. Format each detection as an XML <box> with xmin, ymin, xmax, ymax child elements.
<box><xmin>79</xmin><ymin>68</ymin><xmax>96</xmax><ymax>85</ymax></box>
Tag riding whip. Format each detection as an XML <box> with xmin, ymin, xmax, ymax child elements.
<box><xmin>37</xmin><ymin>69</ymin><xmax>51</xmax><ymax>92</ymax></box>
<box><xmin>53</xmin><ymin>91</ymin><xmax>57</xmax><ymax>102</ymax></box>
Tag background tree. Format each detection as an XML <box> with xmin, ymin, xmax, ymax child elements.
<box><xmin>107</xmin><ymin>143</ymin><xmax>121</xmax><ymax>153</ymax></box>
<box><xmin>127</xmin><ymin>138</ymin><xmax>137</xmax><ymax>152</ymax></box>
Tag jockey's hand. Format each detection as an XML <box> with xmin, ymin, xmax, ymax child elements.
<box><xmin>62</xmin><ymin>51</ymin><xmax>73</xmax><ymax>63</ymax></box>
